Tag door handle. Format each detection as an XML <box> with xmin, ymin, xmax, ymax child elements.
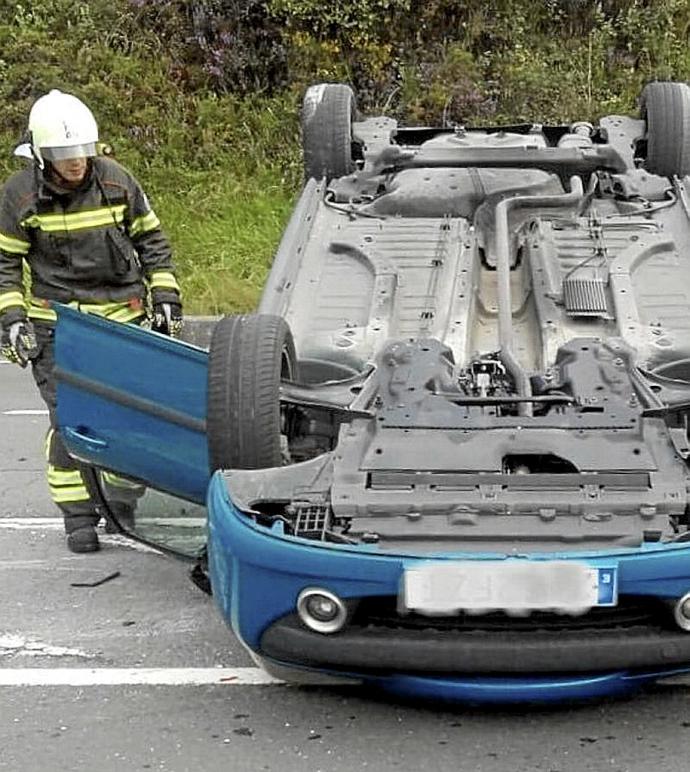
<box><xmin>62</xmin><ymin>426</ymin><xmax>109</xmax><ymax>450</ymax></box>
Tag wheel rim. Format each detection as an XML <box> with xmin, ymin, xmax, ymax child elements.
<box><xmin>279</xmin><ymin>344</ymin><xmax>296</xmax><ymax>458</ymax></box>
<box><xmin>281</xmin><ymin>344</ymin><xmax>294</xmax><ymax>381</ymax></box>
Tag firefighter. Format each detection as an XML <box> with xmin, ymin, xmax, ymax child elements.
<box><xmin>0</xmin><ymin>89</ymin><xmax>183</xmax><ymax>553</ymax></box>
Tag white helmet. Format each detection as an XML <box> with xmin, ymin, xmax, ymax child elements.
<box><xmin>23</xmin><ymin>89</ymin><xmax>99</xmax><ymax>168</ymax></box>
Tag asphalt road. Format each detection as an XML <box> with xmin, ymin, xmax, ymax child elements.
<box><xmin>2</xmin><ymin>360</ymin><xmax>690</xmax><ymax>772</ymax></box>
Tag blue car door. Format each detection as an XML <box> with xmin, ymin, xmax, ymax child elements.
<box><xmin>54</xmin><ymin>304</ymin><xmax>210</xmax><ymax>504</ymax></box>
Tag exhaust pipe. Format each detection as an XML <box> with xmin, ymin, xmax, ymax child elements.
<box><xmin>494</xmin><ymin>175</ymin><xmax>585</xmax><ymax>416</ymax></box>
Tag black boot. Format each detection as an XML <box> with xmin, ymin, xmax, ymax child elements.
<box><xmin>64</xmin><ymin>515</ymin><xmax>100</xmax><ymax>553</ymax></box>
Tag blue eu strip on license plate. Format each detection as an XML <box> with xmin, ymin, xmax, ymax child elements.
<box><xmin>597</xmin><ymin>567</ymin><xmax>618</xmax><ymax>606</ymax></box>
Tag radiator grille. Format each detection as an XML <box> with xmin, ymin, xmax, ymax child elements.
<box><xmin>350</xmin><ymin>595</ymin><xmax>668</xmax><ymax>633</ymax></box>
<box><xmin>292</xmin><ymin>504</ymin><xmax>330</xmax><ymax>539</ymax></box>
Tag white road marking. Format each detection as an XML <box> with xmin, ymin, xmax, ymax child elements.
<box><xmin>0</xmin><ymin>634</ymin><xmax>93</xmax><ymax>659</ymax></box>
<box><xmin>0</xmin><ymin>559</ymin><xmax>89</xmax><ymax>569</ymax></box>
<box><xmin>0</xmin><ymin>518</ymin><xmax>63</xmax><ymax>528</ymax></box>
<box><xmin>0</xmin><ymin>519</ymin><xmax>164</xmax><ymax>553</ymax></box>
<box><xmin>0</xmin><ymin>667</ymin><xmax>284</xmax><ymax>686</ymax></box>
<box><xmin>101</xmin><ymin>534</ymin><xmax>164</xmax><ymax>554</ymax></box>
<box><xmin>0</xmin><ymin>516</ymin><xmax>202</xmax><ymax>528</ymax></box>
<box><xmin>0</xmin><ymin>666</ymin><xmax>686</xmax><ymax>688</ymax></box>
<box><xmin>2</xmin><ymin>409</ymin><xmax>49</xmax><ymax>416</ymax></box>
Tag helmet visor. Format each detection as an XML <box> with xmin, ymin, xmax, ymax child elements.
<box><xmin>41</xmin><ymin>143</ymin><xmax>97</xmax><ymax>161</ymax></box>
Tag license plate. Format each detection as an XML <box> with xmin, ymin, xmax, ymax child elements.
<box><xmin>402</xmin><ymin>561</ymin><xmax>617</xmax><ymax>615</ymax></box>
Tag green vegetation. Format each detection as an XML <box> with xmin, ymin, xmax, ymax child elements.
<box><xmin>2</xmin><ymin>0</ymin><xmax>690</xmax><ymax>312</ymax></box>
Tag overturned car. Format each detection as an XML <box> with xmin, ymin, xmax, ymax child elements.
<box><xmin>56</xmin><ymin>81</ymin><xmax>690</xmax><ymax>702</ymax></box>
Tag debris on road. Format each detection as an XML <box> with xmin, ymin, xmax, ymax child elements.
<box><xmin>70</xmin><ymin>570</ymin><xmax>121</xmax><ymax>588</ymax></box>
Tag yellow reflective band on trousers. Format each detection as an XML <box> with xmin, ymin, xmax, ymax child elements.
<box><xmin>149</xmin><ymin>271</ymin><xmax>180</xmax><ymax>292</ymax></box>
<box><xmin>45</xmin><ymin>430</ymin><xmax>92</xmax><ymax>507</ymax></box>
<box><xmin>101</xmin><ymin>471</ymin><xmax>143</xmax><ymax>490</ymax></box>
<box><xmin>28</xmin><ymin>299</ymin><xmax>146</xmax><ymax>324</ymax></box>
<box><xmin>0</xmin><ymin>231</ymin><xmax>30</xmax><ymax>255</ymax></box>
<box><xmin>47</xmin><ymin>468</ymin><xmax>83</xmax><ymax>487</ymax></box>
<box><xmin>21</xmin><ymin>205</ymin><xmax>126</xmax><ymax>234</ymax></box>
<box><xmin>129</xmin><ymin>210</ymin><xmax>160</xmax><ymax>238</ymax></box>
<box><xmin>47</xmin><ymin>464</ymin><xmax>91</xmax><ymax>504</ymax></box>
<box><xmin>0</xmin><ymin>290</ymin><xmax>25</xmax><ymax>313</ymax></box>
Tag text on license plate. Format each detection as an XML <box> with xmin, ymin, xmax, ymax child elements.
<box><xmin>402</xmin><ymin>561</ymin><xmax>617</xmax><ymax>615</ymax></box>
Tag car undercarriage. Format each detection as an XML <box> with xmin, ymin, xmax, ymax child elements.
<box><xmin>223</xmin><ymin>84</ymin><xmax>690</xmax><ymax>560</ymax></box>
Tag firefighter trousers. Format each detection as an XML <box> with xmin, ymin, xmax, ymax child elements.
<box><xmin>31</xmin><ymin>322</ymin><xmax>143</xmax><ymax>533</ymax></box>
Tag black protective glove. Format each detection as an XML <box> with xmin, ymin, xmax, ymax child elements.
<box><xmin>150</xmin><ymin>288</ymin><xmax>184</xmax><ymax>338</ymax></box>
<box><xmin>0</xmin><ymin>319</ymin><xmax>39</xmax><ymax>367</ymax></box>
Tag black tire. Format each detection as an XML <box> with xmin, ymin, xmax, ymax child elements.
<box><xmin>641</xmin><ymin>81</ymin><xmax>690</xmax><ymax>177</ymax></box>
<box><xmin>207</xmin><ymin>314</ymin><xmax>298</xmax><ymax>472</ymax></box>
<box><xmin>301</xmin><ymin>83</ymin><xmax>356</xmax><ymax>180</ymax></box>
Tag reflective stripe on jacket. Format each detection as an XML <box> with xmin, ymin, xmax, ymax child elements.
<box><xmin>0</xmin><ymin>157</ymin><xmax>179</xmax><ymax>320</ymax></box>
<box><xmin>26</xmin><ymin>297</ymin><xmax>146</xmax><ymax>325</ymax></box>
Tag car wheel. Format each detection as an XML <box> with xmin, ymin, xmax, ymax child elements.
<box><xmin>207</xmin><ymin>314</ymin><xmax>298</xmax><ymax>471</ymax></box>
<box><xmin>301</xmin><ymin>82</ymin><xmax>357</xmax><ymax>180</ymax></box>
<box><xmin>641</xmin><ymin>81</ymin><xmax>690</xmax><ymax>177</ymax></box>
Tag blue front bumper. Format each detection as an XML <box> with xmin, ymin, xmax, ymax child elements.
<box><xmin>206</xmin><ymin>472</ymin><xmax>690</xmax><ymax>702</ymax></box>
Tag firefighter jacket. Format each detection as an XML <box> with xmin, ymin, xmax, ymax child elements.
<box><xmin>0</xmin><ymin>157</ymin><xmax>179</xmax><ymax>325</ymax></box>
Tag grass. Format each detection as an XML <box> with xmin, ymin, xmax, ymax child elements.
<box><xmin>151</xmin><ymin>166</ymin><xmax>299</xmax><ymax>315</ymax></box>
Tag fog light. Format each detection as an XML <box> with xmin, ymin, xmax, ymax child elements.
<box><xmin>673</xmin><ymin>592</ymin><xmax>690</xmax><ymax>632</ymax></box>
<box><xmin>297</xmin><ymin>588</ymin><xmax>347</xmax><ymax>634</ymax></box>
